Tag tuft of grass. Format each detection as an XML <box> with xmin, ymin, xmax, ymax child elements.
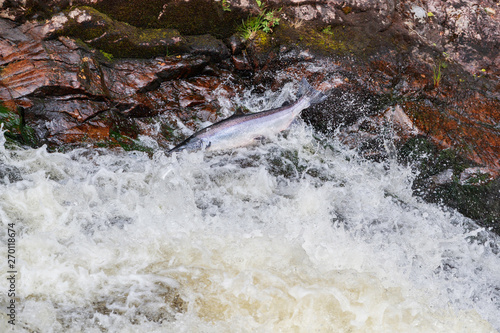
<box><xmin>432</xmin><ymin>61</ymin><xmax>447</xmax><ymax>88</ymax></box>
<box><xmin>0</xmin><ymin>102</ymin><xmax>39</xmax><ymax>147</ymax></box>
<box><xmin>238</xmin><ymin>8</ymin><xmax>281</xmax><ymax>40</ymax></box>
<box><xmin>238</xmin><ymin>14</ymin><xmax>265</xmax><ymax>40</ymax></box>
<box><xmin>289</xmin><ymin>17</ymin><xmax>304</xmax><ymax>29</ymax></box>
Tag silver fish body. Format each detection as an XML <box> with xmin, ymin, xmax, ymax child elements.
<box><xmin>168</xmin><ymin>78</ymin><xmax>327</xmax><ymax>153</ymax></box>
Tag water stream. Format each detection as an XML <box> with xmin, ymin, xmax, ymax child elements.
<box><xmin>1</xmin><ymin>80</ymin><xmax>499</xmax><ymax>332</ymax></box>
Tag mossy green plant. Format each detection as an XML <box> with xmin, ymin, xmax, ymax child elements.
<box><xmin>431</xmin><ymin>180</ymin><xmax>500</xmax><ymax>234</ymax></box>
<box><xmin>100</xmin><ymin>50</ymin><xmax>114</xmax><ymax>62</ymax></box>
<box><xmin>238</xmin><ymin>9</ymin><xmax>281</xmax><ymax>40</ymax></box>
<box><xmin>221</xmin><ymin>0</ymin><xmax>231</xmax><ymax>12</ymax></box>
<box><xmin>238</xmin><ymin>15</ymin><xmax>265</xmax><ymax>40</ymax></box>
<box><xmin>322</xmin><ymin>26</ymin><xmax>333</xmax><ymax>35</ymax></box>
<box><xmin>261</xmin><ymin>9</ymin><xmax>281</xmax><ymax>33</ymax></box>
<box><xmin>269</xmin><ymin>22</ymin><xmax>384</xmax><ymax>59</ymax></box>
<box><xmin>398</xmin><ymin>136</ymin><xmax>471</xmax><ymax>178</ymax></box>
<box><xmin>0</xmin><ymin>103</ymin><xmax>20</xmax><ymax>134</ymax></box>
<box><xmin>109</xmin><ymin>132</ymin><xmax>154</xmax><ymax>154</ymax></box>
<box><xmin>0</xmin><ymin>102</ymin><xmax>39</xmax><ymax>147</ymax></box>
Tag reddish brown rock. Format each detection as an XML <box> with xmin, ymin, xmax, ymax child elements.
<box><xmin>403</xmin><ymin>96</ymin><xmax>500</xmax><ymax>172</ymax></box>
<box><xmin>232</xmin><ymin>54</ymin><xmax>253</xmax><ymax>71</ymax></box>
<box><xmin>0</xmin><ymin>16</ymin><xmax>212</xmax><ymax>146</ymax></box>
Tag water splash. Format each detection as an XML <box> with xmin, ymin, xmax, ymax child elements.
<box><xmin>0</xmin><ymin>86</ymin><xmax>499</xmax><ymax>332</ymax></box>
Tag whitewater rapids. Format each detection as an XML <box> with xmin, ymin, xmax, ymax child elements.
<box><xmin>0</xmin><ymin>82</ymin><xmax>499</xmax><ymax>332</ymax></box>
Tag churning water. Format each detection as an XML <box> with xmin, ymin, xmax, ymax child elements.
<box><xmin>1</xmin><ymin>81</ymin><xmax>499</xmax><ymax>332</ymax></box>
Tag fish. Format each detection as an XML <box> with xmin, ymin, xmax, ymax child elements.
<box><xmin>168</xmin><ymin>78</ymin><xmax>328</xmax><ymax>153</ymax></box>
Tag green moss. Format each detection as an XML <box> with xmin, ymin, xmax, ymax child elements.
<box><xmin>0</xmin><ymin>103</ymin><xmax>21</xmax><ymax>142</ymax></box>
<box><xmin>100</xmin><ymin>50</ymin><xmax>114</xmax><ymax>62</ymax></box>
<box><xmin>109</xmin><ymin>112</ymin><xmax>139</xmax><ymax>138</ymax></box>
<box><xmin>22</xmin><ymin>1</ymin><xmax>68</xmax><ymax>21</ymax></box>
<box><xmin>160</xmin><ymin>123</ymin><xmax>176</xmax><ymax>141</ymax></box>
<box><xmin>253</xmin><ymin>30</ymin><xmax>273</xmax><ymax>50</ymax></box>
<box><xmin>398</xmin><ymin>136</ymin><xmax>499</xmax><ymax>232</ymax></box>
<box><xmin>308</xmin><ymin>26</ymin><xmax>361</xmax><ymax>55</ymax></box>
<box><xmin>270</xmin><ymin>24</ymin><xmax>357</xmax><ymax>57</ymax></box>
<box><xmin>93</xmin><ymin>0</ymin><xmax>245</xmax><ymax>39</ymax></box>
<box><xmin>431</xmin><ymin>181</ymin><xmax>500</xmax><ymax>234</ymax></box>
<box><xmin>398</xmin><ymin>136</ymin><xmax>472</xmax><ymax>179</ymax></box>
<box><xmin>61</xmin><ymin>7</ymin><xmax>110</xmax><ymax>40</ymax></box>
<box><xmin>0</xmin><ymin>102</ymin><xmax>39</xmax><ymax>147</ymax></box>
<box><xmin>59</xmin><ymin>6</ymin><xmax>183</xmax><ymax>58</ymax></box>
<box><xmin>20</xmin><ymin>123</ymin><xmax>38</xmax><ymax>147</ymax></box>
<box><xmin>322</xmin><ymin>26</ymin><xmax>334</xmax><ymax>35</ymax></box>
<box><xmin>270</xmin><ymin>21</ymin><xmax>405</xmax><ymax>60</ymax></box>
<box><xmin>268</xmin><ymin>149</ymin><xmax>303</xmax><ymax>178</ymax></box>
<box><xmin>109</xmin><ymin>132</ymin><xmax>154</xmax><ymax>154</ymax></box>
<box><xmin>99</xmin><ymin>111</ymin><xmax>151</xmax><ymax>153</ymax></box>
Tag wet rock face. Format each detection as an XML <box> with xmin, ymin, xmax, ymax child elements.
<box><xmin>274</xmin><ymin>0</ymin><xmax>396</xmax><ymax>31</ymax></box>
<box><xmin>401</xmin><ymin>95</ymin><xmax>500</xmax><ymax>172</ymax></box>
<box><xmin>41</xmin><ymin>7</ymin><xmax>231</xmax><ymax>60</ymax></box>
<box><xmin>1</xmin><ymin>0</ymin><xmax>256</xmax><ymax>38</ymax></box>
<box><xmin>45</xmin><ymin>8</ymin><xmax>184</xmax><ymax>59</ymax></box>
<box><xmin>302</xmin><ymin>84</ymin><xmax>384</xmax><ymax>133</ymax></box>
<box><xmin>0</xmin><ymin>16</ymin><xmax>216</xmax><ymax>146</ymax></box>
<box><xmin>398</xmin><ymin>0</ymin><xmax>499</xmax><ymax>76</ymax></box>
<box><xmin>3</xmin><ymin>0</ymin><xmax>497</xmax><ymax>74</ymax></box>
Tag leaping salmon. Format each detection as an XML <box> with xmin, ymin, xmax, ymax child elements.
<box><xmin>168</xmin><ymin>78</ymin><xmax>328</xmax><ymax>153</ymax></box>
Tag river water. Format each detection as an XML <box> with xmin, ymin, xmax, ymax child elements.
<box><xmin>1</xmin><ymin>80</ymin><xmax>499</xmax><ymax>332</ymax></box>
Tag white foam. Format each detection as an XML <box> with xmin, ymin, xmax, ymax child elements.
<box><xmin>1</xmin><ymin>87</ymin><xmax>499</xmax><ymax>332</ymax></box>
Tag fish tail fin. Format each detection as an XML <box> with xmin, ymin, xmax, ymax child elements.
<box><xmin>298</xmin><ymin>78</ymin><xmax>328</xmax><ymax>105</ymax></box>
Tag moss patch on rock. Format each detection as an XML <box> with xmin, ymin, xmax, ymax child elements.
<box><xmin>55</xmin><ymin>6</ymin><xmax>230</xmax><ymax>61</ymax></box>
<box><xmin>93</xmin><ymin>0</ymin><xmax>247</xmax><ymax>39</ymax></box>
<box><xmin>58</xmin><ymin>7</ymin><xmax>184</xmax><ymax>58</ymax></box>
<box><xmin>398</xmin><ymin>136</ymin><xmax>471</xmax><ymax>179</ymax></box>
<box><xmin>0</xmin><ymin>102</ymin><xmax>38</xmax><ymax>147</ymax></box>
<box><xmin>270</xmin><ymin>22</ymin><xmax>403</xmax><ymax>59</ymax></box>
<box><xmin>0</xmin><ymin>102</ymin><xmax>21</xmax><ymax>144</ymax></box>
<box><xmin>398</xmin><ymin>136</ymin><xmax>499</xmax><ymax>233</ymax></box>
<box><xmin>431</xmin><ymin>180</ymin><xmax>500</xmax><ymax>234</ymax></box>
